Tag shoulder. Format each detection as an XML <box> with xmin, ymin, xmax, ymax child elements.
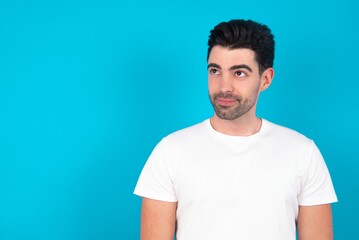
<box><xmin>155</xmin><ymin>120</ymin><xmax>211</xmax><ymax>152</ymax></box>
<box><xmin>164</xmin><ymin>120</ymin><xmax>209</xmax><ymax>141</ymax></box>
<box><xmin>262</xmin><ymin>120</ymin><xmax>323</xmax><ymax>170</ymax></box>
<box><xmin>262</xmin><ymin>119</ymin><xmax>314</xmax><ymax>147</ymax></box>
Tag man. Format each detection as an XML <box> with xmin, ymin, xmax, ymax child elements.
<box><xmin>134</xmin><ymin>19</ymin><xmax>337</xmax><ymax>240</ymax></box>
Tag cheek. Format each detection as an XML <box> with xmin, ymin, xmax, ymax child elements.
<box><xmin>246</xmin><ymin>84</ymin><xmax>262</xmax><ymax>100</ymax></box>
<box><xmin>207</xmin><ymin>79</ymin><xmax>218</xmax><ymax>92</ymax></box>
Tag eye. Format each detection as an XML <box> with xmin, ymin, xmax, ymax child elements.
<box><xmin>209</xmin><ymin>68</ymin><xmax>220</xmax><ymax>75</ymax></box>
<box><xmin>234</xmin><ymin>71</ymin><xmax>246</xmax><ymax>78</ymax></box>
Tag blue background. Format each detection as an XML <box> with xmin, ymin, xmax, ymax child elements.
<box><xmin>0</xmin><ymin>0</ymin><xmax>358</xmax><ymax>239</ymax></box>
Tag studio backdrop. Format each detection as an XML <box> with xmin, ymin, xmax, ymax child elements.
<box><xmin>0</xmin><ymin>0</ymin><xmax>358</xmax><ymax>239</ymax></box>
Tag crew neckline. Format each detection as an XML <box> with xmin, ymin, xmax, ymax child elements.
<box><xmin>204</xmin><ymin>118</ymin><xmax>269</xmax><ymax>141</ymax></box>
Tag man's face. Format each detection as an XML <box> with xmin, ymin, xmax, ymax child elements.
<box><xmin>208</xmin><ymin>46</ymin><xmax>269</xmax><ymax>120</ymax></box>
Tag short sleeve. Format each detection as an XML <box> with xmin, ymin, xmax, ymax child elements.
<box><xmin>298</xmin><ymin>141</ymin><xmax>338</xmax><ymax>206</ymax></box>
<box><xmin>133</xmin><ymin>138</ymin><xmax>178</xmax><ymax>202</ymax></box>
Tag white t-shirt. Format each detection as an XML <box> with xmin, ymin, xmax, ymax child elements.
<box><xmin>134</xmin><ymin>119</ymin><xmax>337</xmax><ymax>240</ymax></box>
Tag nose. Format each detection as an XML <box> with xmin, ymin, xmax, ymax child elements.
<box><xmin>219</xmin><ymin>74</ymin><xmax>234</xmax><ymax>93</ymax></box>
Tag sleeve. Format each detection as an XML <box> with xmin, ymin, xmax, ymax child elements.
<box><xmin>133</xmin><ymin>138</ymin><xmax>178</xmax><ymax>202</ymax></box>
<box><xmin>297</xmin><ymin>141</ymin><xmax>338</xmax><ymax>206</ymax></box>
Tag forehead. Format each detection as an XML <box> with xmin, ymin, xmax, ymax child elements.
<box><xmin>208</xmin><ymin>46</ymin><xmax>258</xmax><ymax>68</ymax></box>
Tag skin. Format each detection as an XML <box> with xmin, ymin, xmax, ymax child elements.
<box><xmin>207</xmin><ymin>46</ymin><xmax>273</xmax><ymax>136</ymax></box>
<box><xmin>140</xmin><ymin>198</ymin><xmax>177</xmax><ymax>240</ymax></box>
<box><xmin>140</xmin><ymin>45</ymin><xmax>334</xmax><ymax>240</ymax></box>
<box><xmin>297</xmin><ymin>204</ymin><xmax>334</xmax><ymax>240</ymax></box>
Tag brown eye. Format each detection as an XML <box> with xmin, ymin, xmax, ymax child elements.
<box><xmin>235</xmin><ymin>71</ymin><xmax>246</xmax><ymax>78</ymax></box>
<box><xmin>209</xmin><ymin>69</ymin><xmax>219</xmax><ymax>75</ymax></box>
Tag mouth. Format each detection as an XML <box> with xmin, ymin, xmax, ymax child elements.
<box><xmin>216</xmin><ymin>97</ymin><xmax>238</xmax><ymax>107</ymax></box>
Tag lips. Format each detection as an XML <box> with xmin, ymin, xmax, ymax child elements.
<box><xmin>216</xmin><ymin>97</ymin><xmax>238</xmax><ymax>106</ymax></box>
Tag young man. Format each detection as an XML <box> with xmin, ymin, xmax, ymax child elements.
<box><xmin>134</xmin><ymin>19</ymin><xmax>337</xmax><ymax>240</ymax></box>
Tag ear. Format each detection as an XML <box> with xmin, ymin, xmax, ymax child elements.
<box><xmin>260</xmin><ymin>68</ymin><xmax>274</xmax><ymax>92</ymax></box>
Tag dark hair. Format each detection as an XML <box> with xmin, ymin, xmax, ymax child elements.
<box><xmin>207</xmin><ymin>19</ymin><xmax>275</xmax><ymax>74</ymax></box>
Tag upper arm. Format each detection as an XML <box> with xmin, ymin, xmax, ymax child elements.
<box><xmin>140</xmin><ymin>197</ymin><xmax>177</xmax><ymax>240</ymax></box>
<box><xmin>297</xmin><ymin>204</ymin><xmax>333</xmax><ymax>240</ymax></box>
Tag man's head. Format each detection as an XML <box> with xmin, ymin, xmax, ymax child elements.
<box><xmin>207</xmin><ymin>20</ymin><xmax>275</xmax><ymax>122</ymax></box>
<box><xmin>207</xmin><ymin>19</ymin><xmax>275</xmax><ymax>74</ymax></box>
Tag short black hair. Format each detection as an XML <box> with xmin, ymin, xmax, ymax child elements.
<box><xmin>207</xmin><ymin>19</ymin><xmax>275</xmax><ymax>74</ymax></box>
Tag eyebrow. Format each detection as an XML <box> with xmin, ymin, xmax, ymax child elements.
<box><xmin>207</xmin><ymin>63</ymin><xmax>253</xmax><ymax>73</ymax></box>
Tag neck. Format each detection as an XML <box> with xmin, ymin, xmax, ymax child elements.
<box><xmin>210</xmin><ymin>114</ymin><xmax>262</xmax><ymax>136</ymax></box>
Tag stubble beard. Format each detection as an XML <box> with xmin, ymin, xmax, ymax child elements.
<box><xmin>209</xmin><ymin>92</ymin><xmax>257</xmax><ymax>120</ymax></box>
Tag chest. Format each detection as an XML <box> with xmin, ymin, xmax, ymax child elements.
<box><xmin>174</xmin><ymin>145</ymin><xmax>302</xmax><ymax>208</ymax></box>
